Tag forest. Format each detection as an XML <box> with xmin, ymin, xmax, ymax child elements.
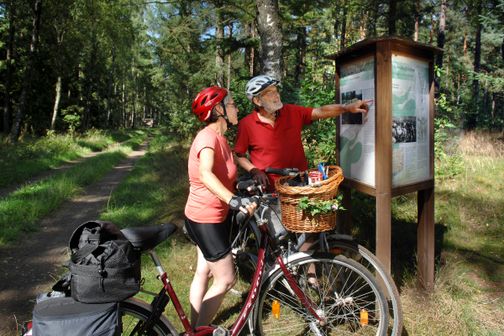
<box><xmin>0</xmin><ymin>2</ymin><xmax>503</xmax><ymax>335</ymax></box>
<box><xmin>0</xmin><ymin>0</ymin><xmax>503</xmax><ymax>144</ymax></box>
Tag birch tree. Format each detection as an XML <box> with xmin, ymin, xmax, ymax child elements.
<box><xmin>256</xmin><ymin>0</ymin><xmax>283</xmax><ymax>80</ymax></box>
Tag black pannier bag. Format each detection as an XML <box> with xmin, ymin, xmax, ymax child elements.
<box><xmin>32</xmin><ymin>296</ymin><xmax>119</xmax><ymax>336</ymax></box>
<box><xmin>69</xmin><ymin>220</ymin><xmax>141</xmax><ymax>303</ymax></box>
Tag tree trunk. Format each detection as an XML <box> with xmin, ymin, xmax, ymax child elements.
<box><xmin>429</xmin><ymin>15</ymin><xmax>435</xmax><ymax>43</ymax></box>
<box><xmin>414</xmin><ymin>0</ymin><xmax>420</xmax><ymax>41</ymax></box>
<box><xmin>215</xmin><ymin>1</ymin><xmax>224</xmax><ymax>86</ymax></box>
<box><xmin>472</xmin><ymin>4</ymin><xmax>482</xmax><ymax>96</ymax></box>
<box><xmin>50</xmin><ymin>27</ymin><xmax>65</xmax><ymax>131</ymax></box>
<box><xmin>463</xmin><ymin>31</ymin><xmax>468</xmax><ymax>56</ymax></box>
<box><xmin>359</xmin><ymin>10</ymin><xmax>367</xmax><ymax>40</ymax></box>
<box><xmin>122</xmin><ymin>82</ymin><xmax>126</xmax><ymax>128</ymax></box>
<box><xmin>468</xmin><ymin>0</ymin><xmax>482</xmax><ymax>129</ymax></box>
<box><xmin>341</xmin><ymin>4</ymin><xmax>347</xmax><ymax>49</ymax></box>
<box><xmin>250</xmin><ymin>22</ymin><xmax>256</xmax><ymax>76</ymax></box>
<box><xmin>131</xmin><ymin>91</ymin><xmax>136</xmax><ymax>128</ymax></box>
<box><xmin>226</xmin><ymin>24</ymin><xmax>233</xmax><ymax>90</ymax></box>
<box><xmin>10</xmin><ymin>0</ymin><xmax>42</xmax><ymax>142</ymax></box>
<box><xmin>388</xmin><ymin>0</ymin><xmax>397</xmax><ymax>36</ymax></box>
<box><xmin>244</xmin><ymin>22</ymin><xmax>256</xmax><ymax>77</ymax></box>
<box><xmin>367</xmin><ymin>0</ymin><xmax>379</xmax><ymax>38</ymax></box>
<box><xmin>333</xmin><ymin>8</ymin><xmax>340</xmax><ymax>45</ymax></box>
<box><xmin>256</xmin><ymin>0</ymin><xmax>283</xmax><ymax>80</ymax></box>
<box><xmin>3</xmin><ymin>0</ymin><xmax>15</xmax><ymax>134</ymax></box>
<box><xmin>501</xmin><ymin>36</ymin><xmax>504</xmax><ymax>61</ymax></box>
<box><xmin>294</xmin><ymin>26</ymin><xmax>306</xmax><ymax>86</ymax></box>
<box><xmin>106</xmin><ymin>48</ymin><xmax>116</xmax><ymax>128</ymax></box>
<box><xmin>50</xmin><ymin>76</ymin><xmax>62</xmax><ymax>130</ymax></box>
<box><xmin>436</xmin><ymin>0</ymin><xmax>446</xmax><ymax>68</ymax></box>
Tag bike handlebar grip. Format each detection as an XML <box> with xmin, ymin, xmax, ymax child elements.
<box><xmin>265</xmin><ymin>167</ymin><xmax>288</xmax><ymax>175</ymax></box>
<box><xmin>265</xmin><ymin>167</ymin><xmax>300</xmax><ymax>176</ymax></box>
<box><xmin>236</xmin><ymin>180</ymin><xmax>257</xmax><ymax>192</ymax></box>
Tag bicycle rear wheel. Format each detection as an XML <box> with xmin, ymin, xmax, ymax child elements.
<box><xmin>255</xmin><ymin>253</ymin><xmax>388</xmax><ymax>336</ymax></box>
<box><xmin>120</xmin><ymin>299</ymin><xmax>178</xmax><ymax>335</ymax></box>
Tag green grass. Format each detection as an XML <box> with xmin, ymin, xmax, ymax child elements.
<box><xmin>91</xmin><ymin>129</ymin><xmax>503</xmax><ymax>335</ymax></box>
<box><xmin>0</xmin><ymin>129</ymin><xmax>143</xmax><ymax>189</ymax></box>
<box><xmin>396</xmin><ymin>132</ymin><xmax>504</xmax><ymax>336</ymax></box>
<box><xmin>0</xmin><ymin>130</ymin><xmax>150</xmax><ymax>245</ymax></box>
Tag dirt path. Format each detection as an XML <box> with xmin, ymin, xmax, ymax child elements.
<box><xmin>0</xmin><ymin>143</ymin><xmax>148</xmax><ymax>336</ymax></box>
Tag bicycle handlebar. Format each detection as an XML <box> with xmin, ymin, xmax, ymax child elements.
<box><xmin>265</xmin><ymin>167</ymin><xmax>300</xmax><ymax>176</ymax></box>
<box><xmin>234</xmin><ymin>195</ymin><xmax>261</xmax><ymax>225</ymax></box>
<box><xmin>236</xmin><ymin>179</ymin><xmax>257</xmax><ymax>193</ymax></box>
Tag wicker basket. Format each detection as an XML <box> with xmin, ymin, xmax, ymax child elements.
<box><xmin>274</xmin><ymin>166</ymin><xmax>344</xmax><ymax>233</ymax></box>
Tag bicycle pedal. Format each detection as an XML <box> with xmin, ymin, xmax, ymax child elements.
<box><xmin>212</xmin><ymin>326</ymin><xmax>229</xmax><ymax>336</ymax></box>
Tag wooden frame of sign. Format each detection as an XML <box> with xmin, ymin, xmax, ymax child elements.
<box><xmin>327</xmin><ymin>37</ymin><xmax>442</xmax><ymax>290</ymax></box>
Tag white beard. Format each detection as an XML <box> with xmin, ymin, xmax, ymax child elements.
<box><xmin>262</xmin><ymin>100</ymin><xmax>283</xmax><ymax>114</ymax></box>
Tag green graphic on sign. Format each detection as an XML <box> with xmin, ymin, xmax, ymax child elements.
<box><xmin>392</xmin><ymin>86</ymin><xmax>416</xmax><ymax>117</ymax></box>
<box><xmin>340</xmin><ymin>132</ymin><xmax>362</xmax><ymax>175</ymax></box>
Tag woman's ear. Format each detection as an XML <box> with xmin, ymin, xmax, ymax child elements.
<box><xmin>214</xmin><ymin>104</ymin><xmax>224</xmax><ymax>115</ymax></box>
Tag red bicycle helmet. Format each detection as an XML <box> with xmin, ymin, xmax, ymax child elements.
<box><xmin>192</xmin><ymin>86</ymin><xmax>228</xmax><ymax>122</ymax></box>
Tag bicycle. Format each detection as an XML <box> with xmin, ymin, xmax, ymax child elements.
<box><xmin>231</xmin><ymin>168</ymin><xmax>403</xmax><ymax>336</ymax></box>
<box><xmin>117</xmin><ymin>189</ymin><xmax>389</xmax><ymax>335</ymax></box>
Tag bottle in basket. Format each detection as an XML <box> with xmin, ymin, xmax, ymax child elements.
<box><xmin>308</xmin><ymin>171</ymin><xmax>323</xmax><ymax>186</ymax></box>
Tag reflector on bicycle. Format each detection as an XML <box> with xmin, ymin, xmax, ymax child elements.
<box><xmin>360</xmin><ymin>308</ymin><xmax>369</xmax><ymax>326</ymax></box>
<box><xmin>271</xmin><ymin>299</ymin><xmax>280</xmax><ymax>319</ymax></box>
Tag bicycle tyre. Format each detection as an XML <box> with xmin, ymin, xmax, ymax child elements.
<box><xmin>254</xmin><ymin>253</ymin><xmax>389</xmax><ymax>336</ymax></box>
<box><xmin>324</xmin><ymin>238</ymin><xmax>403</xmax><ymax>336</ymax></box>
<box><xmin>120</xmin><ymin>298</ymin><xmax>178</xmax><ymax>335</ymax></box>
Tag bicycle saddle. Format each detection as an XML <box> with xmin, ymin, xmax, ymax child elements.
<box><xmin>121</xmin><ymin>223</ymin><xmax>177</xmax><ymax>251</ymax></box>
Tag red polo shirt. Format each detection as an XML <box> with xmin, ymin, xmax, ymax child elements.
<box><xmin>234</xmin><ymin>104</ymin><xmax>313</xmax><ymax>187</ymax></box>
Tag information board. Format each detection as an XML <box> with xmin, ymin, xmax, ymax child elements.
<box><xmin>339</xmin><ymin>56</ymin><xmax>376</xmax><ymax>187</ymax></box>
<box><xmin>391</xmin><ymin>55</ymin><xmax>431</xmax><ymax>186</ymax></box>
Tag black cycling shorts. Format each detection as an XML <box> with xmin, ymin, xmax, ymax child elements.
<box><xmin>184</xmin><ymin>216</ymin><xmax>231</xmax><ymax>262</ymax></box>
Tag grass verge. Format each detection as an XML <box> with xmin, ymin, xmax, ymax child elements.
<box><xmin>0</xmin><ymin>129</ymin><xmax>143</xmax><ymax>189</ymax></box>
<box><xmin>394</xmin><ymin>131</ymin><xmax>503</xmax><ymax>336</ymax></box>
<box><xmin>0</xmin><ymin>130</ymin><xmax>148</xmax><ymax>245</ymax></box>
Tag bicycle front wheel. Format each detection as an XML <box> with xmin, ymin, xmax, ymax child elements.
<box><xmin>325</xmin><ymin>238</ymin><xmax>403</xmax><ymax>336</ymax></box>
<box><xmin>120</xmin><ymin>299</ymin><xmax>178</xmax><ymax>335</ymax></box>
<box><xmin>255</xmin><ymin>253</ymin><xmax>389</xmax><ymax>336</ymax></box>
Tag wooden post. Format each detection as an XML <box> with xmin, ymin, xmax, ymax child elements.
<box><xmin>375</xmin><ymin>40</ymin><xmax>393</xmax><ymax>273</ymax></box>
<box><xmin>417</xmin><ymin>187</ymin><xmax>435</xmax><ymax>290</ymax></box>
<box><xmin>329</xmin><ymin>37</ymin><xmax>441</xmax><ymax>284</ymax></box>
<box><xmin>417</xmin><ymin>58</ymin><xmax>436</xmax><ymax>290</ymax></box>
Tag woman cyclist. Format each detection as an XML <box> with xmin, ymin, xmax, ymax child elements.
<box><xmin>184</xmin><ymin>86</ymin><xmax>256</xmax><ymax>329</ymax></box>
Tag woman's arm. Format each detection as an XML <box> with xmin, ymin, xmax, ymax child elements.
<box><xmin>199</xmin><ymin>147</ymin><xmax>235</xmax><ymax>204</ymax></box>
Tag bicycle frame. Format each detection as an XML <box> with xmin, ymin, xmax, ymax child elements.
<box><xmin>150</xmin><ymin>221</ymin><xmax>322</xmax><ymax>336</ymax></box>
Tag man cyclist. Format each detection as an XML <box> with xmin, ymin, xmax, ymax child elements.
<box><xmin>233</xmin><ymin>75</ymin><xmax>371</xmax><ymax>262</ymax></box>
<box><xmin>234</xmin><ymin>74</ymin><xmax>371</xmax><ymax>190</ymax></box>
